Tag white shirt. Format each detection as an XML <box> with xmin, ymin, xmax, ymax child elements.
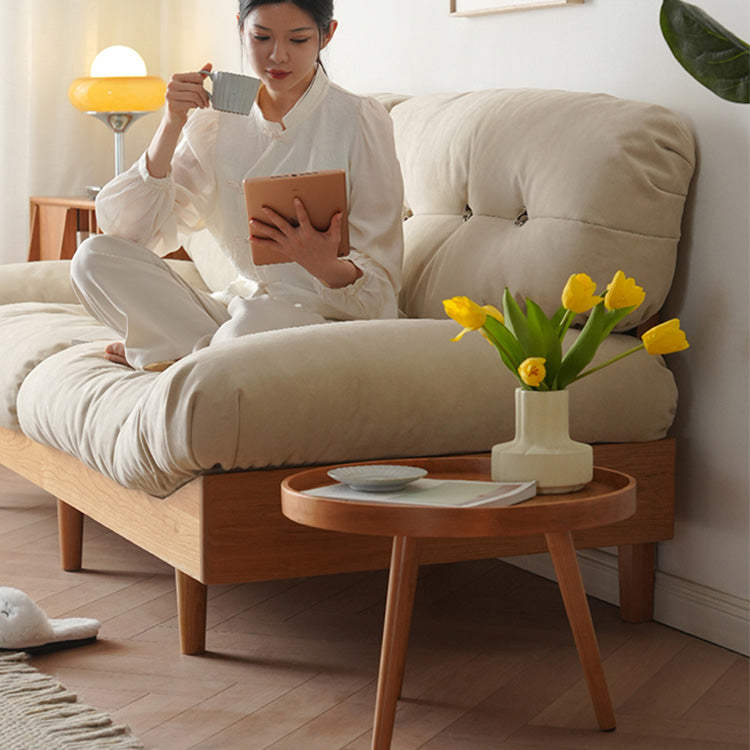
<box><xmin>95</xmin><ymin>68</ymin><xmax>404</xmax><ymax>320</ymax></box>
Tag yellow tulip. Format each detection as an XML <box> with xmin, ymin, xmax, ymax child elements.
<box><xmin>561</xmin><ymin>273</ymin><xmax>604</xmax><ymax>313</ymax></box>
<box><xmin>642</xmin><ymin>319</ymin><xmax>689</xmax><ymax>355</ymax></box>
<box><xmin>443</xmin><ymin>296</ymin><xmax>504</xmax><ymax>341</ymax></box>
<box><xmin>604</xmin><ymin>270</ymin><xmax>645</xmax><ymax>311</ymax></box>
<box><xmin>482</xmin><ymin>304</ymin><xmax>504</xmax><ymax>323</ymax></box>
<box><xmin>518</xmin><ymin>357</ymin><xmax>546</xmax><ymax>387</ymax></box>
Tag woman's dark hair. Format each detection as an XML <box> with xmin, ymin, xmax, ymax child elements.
<box><xmin>238</xmin><ymin>1</ymin><xmax>334</xmax><ymax>38</ymax></box>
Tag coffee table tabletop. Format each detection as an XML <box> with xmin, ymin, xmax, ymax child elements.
<box><xmin>281</xmin><ymin>456</ymin><xmax>636</xmax><ymax>749</ymax></box>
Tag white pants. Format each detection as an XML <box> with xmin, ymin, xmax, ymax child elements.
<box><xmin>70</xmin><ymin>235</ymin><xmax>325</xmax><ymax>369</ymax></box>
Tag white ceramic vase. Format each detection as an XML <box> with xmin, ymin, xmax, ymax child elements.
<box><xmin>491</xmin><ymin>388</ymin><xmax>593</xmax><ymax>494</ymax></box>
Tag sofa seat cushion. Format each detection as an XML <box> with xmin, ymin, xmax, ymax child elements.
<box><xmin>0</xmin><ymin>259</ymin><xmax>211</xmax><ymax>430</ymax></box>
<box><xmin>14</xmin><ymin>312</ymin><xmax>677</xmax><ymax>497</ymax></box>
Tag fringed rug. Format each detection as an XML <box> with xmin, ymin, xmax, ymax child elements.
<box><xmin>0</xmin><ymin>652</ymin><xmax>145</xmax><ymax>749</ymax></box>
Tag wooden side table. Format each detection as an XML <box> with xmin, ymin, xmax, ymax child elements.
<box><xmin>28</xmin><ymin>196</ymin><xmax>97</xmax><ymax>261</ymax></box>
<box><xmin>281</xmin><ymin>457</ymin><xmax>636</xmax><ymax>749</ymax></box>
<box><xmin>28</xmin><ymin>196</ymin><xmax>190</xmax><ymax>262</ymax></box>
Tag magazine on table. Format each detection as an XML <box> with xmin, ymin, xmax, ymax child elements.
<box><xmin>303</xmin><ymin>478</ymin><xmax>537</xmax><ymax>508</ymax></box>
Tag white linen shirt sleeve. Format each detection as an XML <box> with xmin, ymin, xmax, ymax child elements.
<box><xmin>311</xmin><ymin>97</ymin><xmax>404</xmax><ymax>320</ymax></box>
<box><xmin>94</xmin><ymin>112</ymin><xmax>219</xmax><ymax>258</ymax></box>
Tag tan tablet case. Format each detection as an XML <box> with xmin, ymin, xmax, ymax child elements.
<box><xmin>243</xmin><ymin>169</ymin><xmax>350</xmax><ymax>265</ymax></box>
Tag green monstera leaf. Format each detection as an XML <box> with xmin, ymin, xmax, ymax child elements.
<box><xmin>660</xmin><ymin>0</ymin><xmax>749</xmax><ymax>103</ymax></box>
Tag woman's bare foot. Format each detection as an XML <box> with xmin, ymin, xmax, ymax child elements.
<box><xmin>104</xmin><ymin>342</ymin><xmax>178</xmax><ymax>371</ymax></box>
<box><xmin>104</xmin><ymin>342</ymin><xmax>132</xmax><ymax>368</ymax></box>
<box><xmin>143</xmin><ymin>359</ymin><xmax>179</xmax><ymax>372</ymax></box>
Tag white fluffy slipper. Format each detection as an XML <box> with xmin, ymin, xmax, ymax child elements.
<box><xmin>0</xmin><ymin>586</ymin><xmax>100</xmax><ymax>653</ymax></box>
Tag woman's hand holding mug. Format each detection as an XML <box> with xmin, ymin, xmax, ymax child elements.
<box><xmin>164</xmin><ymin>63</ymin><xmax>213</xmax><ymax>126</ymax></box>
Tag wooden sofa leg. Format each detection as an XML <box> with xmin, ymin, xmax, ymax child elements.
<box><xmin>57</xmin><ymin>499</ymin><xmax>83</xmax><ymax>571</ymax></box>
<box><xmin>618</xmin><ymin>542</ymin><xmax>656</xmax><ymax>623</ymax></box>
<box><xmin>175</xmin><ymin>569</ymin><xmax>207</xmax><ymax>655</ymax></box>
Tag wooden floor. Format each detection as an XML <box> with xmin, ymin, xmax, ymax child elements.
<box><xmin>1</xmin><ymin>466</ymin><xmax>747</xmax><ymax>750</ymax></box>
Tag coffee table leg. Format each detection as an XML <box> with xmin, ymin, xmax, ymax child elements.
<box><xmin>372</xmin><ymin>535</ymin><xmax>421</xmax><ymax>750</ymax></box>
<box><xmin>545</xmin><ymin>530</ymin><xmax>616</xmax><ymax>731</ymax></box>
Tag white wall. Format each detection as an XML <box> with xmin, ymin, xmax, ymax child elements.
<box><xmin>326</xmin><ymin>0</ymin><xmax>749</xmax><ymax>651</ymax></box>
<box><xmin>159</xmin><ymin>0</ymin><xmax>242</xmax><ymax>78</ymax></box>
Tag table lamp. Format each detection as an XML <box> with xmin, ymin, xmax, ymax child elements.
<box><xmin>68</xmin><ymin>46</ymin><xmax>166</xmax><ymax>177</ymax></box>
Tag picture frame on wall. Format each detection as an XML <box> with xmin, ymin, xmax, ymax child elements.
<box><xmin>450</xmin><ymin>0</ymin><xmax>583</xmax><ymax>16</ymax></box>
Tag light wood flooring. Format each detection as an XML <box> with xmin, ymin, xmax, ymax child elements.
<box><xmin>1</xmin><ymin>465</ymin><xmax>747</xmax><ymax>749</ymax></box>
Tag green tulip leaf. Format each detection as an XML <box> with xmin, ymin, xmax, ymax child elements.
<box><xmin>526</xmin><ymin>299</ymin><xmax>562</xmax><ymax>379</ymax></box>
<box><xmin>660</xmin><ymin>0</ymin><xmax>750</xmax><ymax>103</ymax></box>
<box><xmin>556</xmin><ymin>302</ymin><xmax>609</xmax><ymax>389</ymax></box>
<box><xmin>597</xmin><ymin>306</ymin><xmax>636</xmax><ymax>347</ymax></box>
<box><xmin>550</xmin><ymin>305</ymin><xmax>568</xmax><ymax>332</ymax></box>
<box><xmin>493</xmin><ymin>346</ymin><xmax>522</xmax><ymax>380</ymax></box>
<box><xmin>522</xmin><ymin>301</ymin><xmax>547</xmax><ymax>358</ymax></box>
<box><xmin>484</xmin><ymin>316</ymin><xmax>525</xmax><ymax>369</ymax></box>
<box><xmin>502</xmin><ymin>289</ymin><xmax>532</xmax><ymax>352</ymax></box>
<box><xmin>556</xmin><ymin>303</ymin><xmax>639</xmax><ymax>389</ymax></box>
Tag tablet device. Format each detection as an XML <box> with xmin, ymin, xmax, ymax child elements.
<box><xmin>243</xmin><ymin>169</ymin><xmax>350</xmax><ymax>265</ymax></box>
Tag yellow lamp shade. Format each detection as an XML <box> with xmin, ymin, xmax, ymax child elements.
<box><xmin>68</xmin><ymin>76</ymin><xmax>166</xmax><ymax>113</ymax></box>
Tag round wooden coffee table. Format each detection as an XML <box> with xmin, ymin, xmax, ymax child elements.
<box><xmin>281</xmin><ymin>457</ymin><xmax>636</xmax><ymax>749</ymax></box>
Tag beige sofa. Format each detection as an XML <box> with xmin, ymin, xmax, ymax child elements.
<box><xmin>0</xmin><ymin>88</ymin><xmax>694</xmax><ymax>653</ymax></box>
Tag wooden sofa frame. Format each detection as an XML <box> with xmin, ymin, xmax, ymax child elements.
<box><xmin>0</xmin><ymin>425</ymin><xmax>674</xmax><ymax>654</ymax></box>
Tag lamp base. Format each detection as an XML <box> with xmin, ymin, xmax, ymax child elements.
<box><xmin>86</xmin><ymin>111</ymin><xmax>151</xmax><ymax>176</ymax></box>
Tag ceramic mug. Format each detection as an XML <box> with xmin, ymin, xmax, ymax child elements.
<box><xmin>201</xmin><ymin>69</ymin><xmax>260</xmax><ymax>115</ymax></box>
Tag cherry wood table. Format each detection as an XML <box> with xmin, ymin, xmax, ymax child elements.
<box><xmin>281</xmin><ymin>456</ymin><xmax>636</xmax><ymax>749</ymax></box>
<box><xmin>28</xmin><ymin>196</ymin><xmax>190</xmax><ymax>262</ymax></box>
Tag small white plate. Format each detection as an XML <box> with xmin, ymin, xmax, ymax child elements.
<box><xmin>327</xmin><ymin>464</ymin><xmax>428</xmax><ymax>492</ymax></box>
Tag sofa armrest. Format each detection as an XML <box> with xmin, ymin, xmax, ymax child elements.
<box><xmin>0</xmin><ymin>258</ymin><xmax>209</xmax><ymax>305</ymax></box>
<box><xmin>0</xmin><ymin>261</ymin><xmax>78</xmax><ymax>304</ymax></box>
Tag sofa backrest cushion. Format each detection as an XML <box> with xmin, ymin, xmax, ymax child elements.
<box><xmin>389</xmin><ymin>89</ymin><xmax>695</xmax><ymax>328</ymax></box>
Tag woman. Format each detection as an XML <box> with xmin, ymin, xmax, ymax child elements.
<box><xmin>71</xmin><ymin>0</ymin><xmax>403</xmax><ymax>370</ymax></box>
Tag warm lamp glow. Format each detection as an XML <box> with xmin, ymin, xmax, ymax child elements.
<box><xmin>90</xmin><ymin>45</ymin><xmax>147</xmax><ymax>77</ymax></box>
<box><xmin>68</xmin><ymin>46</ymin><xmax>166</xmax><ymax>177</ymax></box>
<box><xmin>68</xmin><ymin>76</ymin><xmax>166</xmax><ymax>113</ymax></box>
<box><xmin>68</xmin><ymin>45</ymin><xmax>165</xmax><ymax>113</ymax></box>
